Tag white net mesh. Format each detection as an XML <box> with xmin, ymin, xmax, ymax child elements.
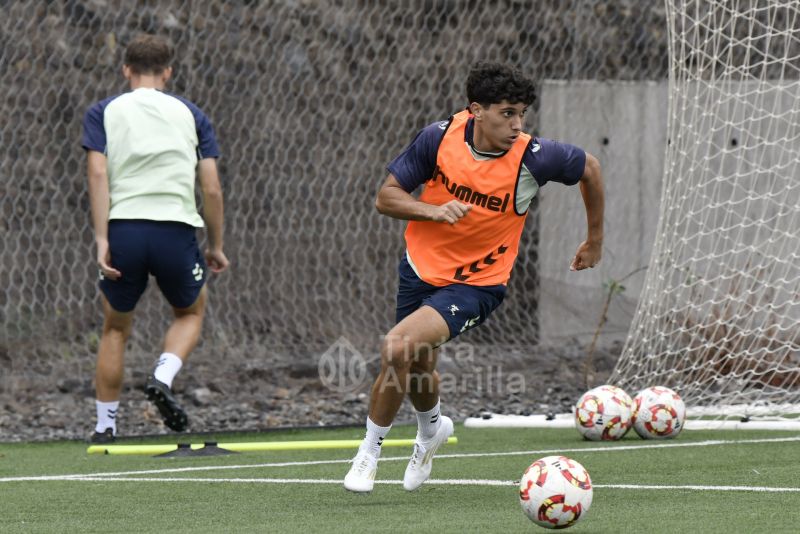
<box><xmin>0</xmin><ymin>1</ymin><xmax>671</xmax><ymax>406</ymax></box>
<box><xmin>612</xmin><ymin>0</ymin><xmax>800</xmax><ymax>418</ymax></box>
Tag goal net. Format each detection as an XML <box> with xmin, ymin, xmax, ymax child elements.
<box><xmin>611</xmin><ymin>0</ymin><xmax>800</xmax><ymax>420</ymax></box>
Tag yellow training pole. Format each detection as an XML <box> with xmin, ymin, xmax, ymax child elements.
<box><xmin>87</xmin><ymin>436</ymin><xmax>458</xmax><ymax>456</ymax></box>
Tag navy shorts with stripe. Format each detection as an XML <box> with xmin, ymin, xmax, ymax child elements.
<box><xmin>100</xmin><ymin>220</ymin><xmax>207</xmax><ymax>312</ymax></box>
<box><xmin>395</xmin><ymin>255</ymin><xmax>506</xmax><ymax>340</ymax></box>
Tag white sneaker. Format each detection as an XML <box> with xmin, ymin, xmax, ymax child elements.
<box><xmin>344</xmin><ymin>447</ymin><xmax>379</xmax><ymax>493</ymax></box>
<box><xmin>403</xmin><ymin>415</ymin><xmax>454</xmax><ymax>491</ymax></box>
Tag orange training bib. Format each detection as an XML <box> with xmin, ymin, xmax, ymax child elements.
<box><xmin>404</xmin><ymin>110</ymin><xmax>530</xmax><ymax>286</ymax></box>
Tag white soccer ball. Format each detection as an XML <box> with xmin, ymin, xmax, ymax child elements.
<box><xmin>519</xmin><ymin>455</ymin><xmax>593</xmax><ymax>529</ymax></box>
<box><xmin>632</xmin><ymin>386</ymin><xmax>686</xmax><ymax>439</ymax></box>
<box><xmin>574</xmin><ymin>385</ymin><xmax>633</xmax><ymax>441</ymax></box>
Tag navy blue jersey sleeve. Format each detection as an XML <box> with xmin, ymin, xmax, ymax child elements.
<box><xmin>82</xmin><ymin>96</ymin><xmax>114</xmax><ymax>153</ymax></box>
<box><xmin>523</xmin><ymin>138</ymin><xmax>587</xmax><ymax>187</ymax></box>
<box><xmin>386</xmin><ymin>120</ymin><xmax>448</xmax><ymax>192</ymax></box>
<box><xmin>171</xmin><ymin>94</ymin><xmax>221</xmax><ymax>159</ymax></box>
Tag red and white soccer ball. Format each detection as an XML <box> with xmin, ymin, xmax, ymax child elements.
<box><xmin>574</xmin><ymin>385</ymin><xmax>633</xmax><ymax>441</ymax></box>
<box><xmin>632</xmin><ymin>386</ymin><xmax>686</xmax><ymax>439</ymax></box>
<box><xmin>519</xmin><ymin>455</ymin><xmax>593</xmax><ymax>529</ymax></box>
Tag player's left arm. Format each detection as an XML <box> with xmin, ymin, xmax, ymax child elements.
<box><xmin>197</xmin><ymin>157</ymin><xmax>229</xmax><ymax>274</ymax></box>
<box><xmin>184</xmin><ymin>100</ymin><xmax>228</xmax><ymax>274</ymax></box>
<box><xmin>570</xmin><ymin>152</ymin><xmax>605</xmax><ymax>271</ymax></box>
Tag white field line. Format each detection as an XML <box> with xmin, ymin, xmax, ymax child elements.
<box><xmin>6</xmin><ymin>477</ymin><xmax>515</xmax><ymax>486</ymax></box>
<box><xmin>7</xmin><ymin>476</ymin><xmax>800</xmax><ymax>493</ymax></box>
<box><xmin>595</xmin><ymin>484</ymin><xmax>800</xmax><ymax>493</ymax></box>
<box><xmin>1</xmin><ymin>435</ymin><xmax>799</xmax><ymax>484</ymax></box>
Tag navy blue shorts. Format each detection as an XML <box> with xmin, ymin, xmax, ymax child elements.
<box><xmin>100</xmin><ymin>220</ymin><xmax>207</xmax><ymax>312</ymax></box>
<box><xmin>395</xmin><ymin>255</ymin><xmax>506</xmax><ymax>341</ymax></box>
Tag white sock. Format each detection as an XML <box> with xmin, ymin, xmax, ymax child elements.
<box><xmin>415</xmin><ymin>399</ymin><xmax>442</xmax><ymax>440</ymax></box>
<box><xmin>364</xmin><ymin>417</ymin><xmax>391</xmax><ymax>457</ymax></box>
<box><xmin>153</xmin><ymin>352</ymin><xmax>183</xmax><ymax>388</ymax></box>
<box><xmin>95</xmin><ymin>400</ymin><xmax>119</xmax><ymax>434</ymax></box>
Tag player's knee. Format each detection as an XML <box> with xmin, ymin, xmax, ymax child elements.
<box><xmin>102</xmin><ymin>319</ymin><xmax>132</xmax><ymax>339</ymax></box>
<box><xmin>173</xmin><ymin>286</ymin><xmax>207</xmax><ymax>318</ymax></box>
<box><xmin>380</xmin><ymin>334</ymin><xmax>416</xmax><ymax>371</ymax></box>
<box><xmin>173</xmin><ymin>305</ymin><xmax>204</xmax><ymax>320</ymax></box>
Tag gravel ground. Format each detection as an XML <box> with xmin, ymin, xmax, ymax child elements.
<box><xmin>0</xmin><ymin>341</ymin><xmax>621</xmax><ymax>442</ymax></box>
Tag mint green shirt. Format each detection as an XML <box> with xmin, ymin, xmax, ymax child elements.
<box><xmin>82</xmin><ymin>88</ymin><xmax>220</xmax><ymax>227</ymax></box>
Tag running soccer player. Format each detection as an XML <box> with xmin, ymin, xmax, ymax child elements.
<box><xmin>344</xmin><ymin>61</ymin><xmax>604</xmax><ymax>492</ymax></box>
<box><xmin>82</xmin><ymin>34</ymin><xmax>229</xmax><ymax>442</ymax></box>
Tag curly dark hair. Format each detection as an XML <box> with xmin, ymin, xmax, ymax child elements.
<box><xmin>466</xmin><ymin>61</ymin><xmax>536</xmax><ymax>107</ymax></box>
<box><xmin>124</xmin><ymin>34</ymin><xmax>172</xmax><ymax>75</ymax></box>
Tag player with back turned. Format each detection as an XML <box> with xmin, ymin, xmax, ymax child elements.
<box><xmin>344</xmin><ymin>61</ymin><xmax>605</xmax><ymax>492</ymax></box>
<box><xmin>81</xmin><ymin>34</ymin><xmax>229</xmax><ymax>442</ymax></box>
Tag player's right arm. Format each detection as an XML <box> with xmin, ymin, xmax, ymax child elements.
<box><xmin>376</xmin><ymin>120</ymin><xmax>470</xmax><ymax>224</ymax></box>
<box><xmin>197</xmin><ymin>158</ymin><xmax>230</xmax><ymax>273</ymax></box>
<box><xmin>86</xmin><ymin>150</ymin><xmax>122</xmax><ymax>280</ymax></box>
<box><xmin>375</xmin><ymin>175</ymin><xmax>470</xmax><ymax>224</ymax></box>
<box><xmin>83</xmin><ymin>99</ymin><xmax>122</xmax><ymax>280</ymax></box>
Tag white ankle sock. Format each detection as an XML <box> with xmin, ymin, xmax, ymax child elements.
<box><xmin>364</xmin><ymin>417</ymin><xmax>391</xmax><ymax>457</ymax></box>
<box><xmin>95</xmin><ymin>400</ymin><xmax>119</xmax><ymax>434</ymax></box>
<box><xmin>153</xmin><ymin>352</ymin><xmax>183</xmax><ymax>388</ymax></box>
<box><xmin>415</xmin><ymin>399</ymin><xmax>442</xmax><ymax>440</ymax></box>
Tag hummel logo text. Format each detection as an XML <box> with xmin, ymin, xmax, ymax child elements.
<box><xmin>430</xmin><ymin>166</ymin><xmax>510</xmax><ymax>212</ymax></box>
